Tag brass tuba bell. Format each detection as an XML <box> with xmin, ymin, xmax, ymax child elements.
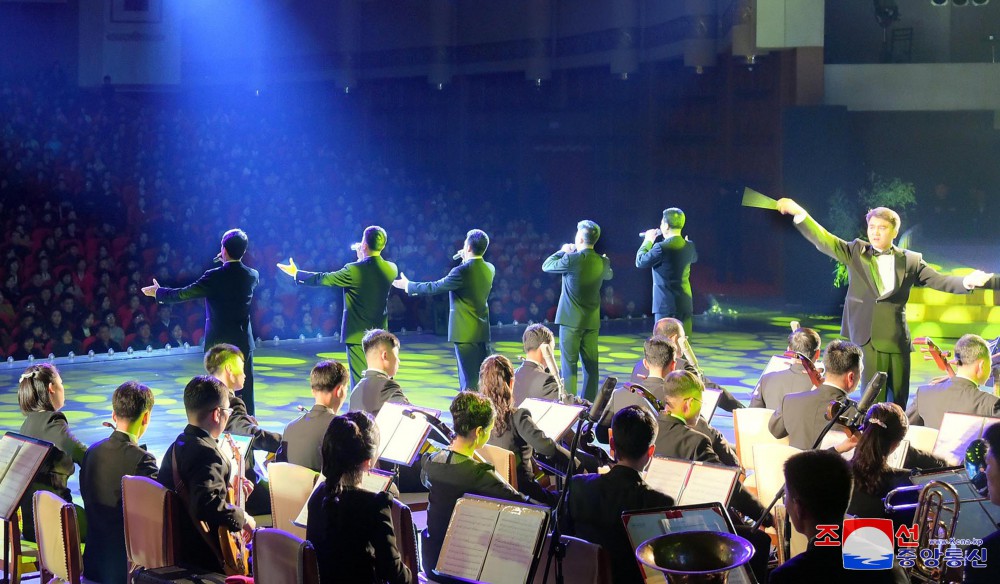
<box><xmin>635</xmin><ymin>531</ymin><xmax>754</xmax><ymax>584</ymax></box>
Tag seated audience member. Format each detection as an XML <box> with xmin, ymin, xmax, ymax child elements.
<box><xmin>769</xmin><ymin>340</ymin><xmax>861</xmax><ymax>450</ymax></box>
<box><xmin>276</xmin><ymin>359</ymin><xmax>350</xmax><ymax>471</ymax></box>
<box><xmin>564</xmin><ymin>406</ymin><xmax>674</xmax><ymax>584</ymax></box>
<box><xmin>51</xmin><ymin>329</ymin><xmax>81</xmax><ymax>357</ymax></box>
<box><xmin>306</xmin><ymin>411</ymin><xmax>413</xmax><ymax>584</ymax></box>
<box><xmin>10</xmin><ymin>335</ymin><xmax>44</xmax><ymax>360</ymax></box>
<box><xmin>17</xmin><ymin>363</ymin><xmax>87</xmax><ymax>542</ymax></box>
<box><xmin>128</xmin><ymin>321</ymin><xmax>155</xmax><ymax>351</ymax></box>
<box><xmin>420</xmin><ymin>391</ymin><xmax>529</xmax><ymax>573</ymax></box>
<box><xmin>770</xmin><ymin>450</ymin><xmax>909</xmax><ymax>583</ymax></box>
<box><xmin>169</xmin><ymin>323</ymin><xmax>189</xmax><ymax>347</ymax></box>
<box><xmin>349</xmin><ymin>329</ymin><xmax>410</xmax><ymax>415</ymax></box>
<box><xmin>846</xmin><ymin>403</ymin><xmax>912</xmax><ymax>521</ymax></box>
<box><xmin>159</xmin><ymin>376</ymin><xmax>255</xmax><ymax>574</ymax></box>
<box><xmin>632</xmin><ymin>317</ymin><xmax>743</xmax><ymax>411</ymax></box>
<box><xmin>512</xmin><ymin>323</ymin><xmax>563</xmax><ymax>404</ymax></box>
<box><xmin>104</xmin><ymin>312</ymin><xmax>125</xmax><ymax>346</ymax></box>
<box><xmin>749</xmin><ymin>327</ymin><xmax>821</xmax><ymax>408</ymax></box>
<box><xmin>205</xmin><ymin>344</ymin><xmax>280</xmax><ymax>515</ymax></box>
<box><xmin>80</xmin><ymin>381</ymin><xmax>157</xmax><ymax>584</ymax></box>
<box><xmin>907</xmin><ymin>333</ymin><xmax>1000</xmax><ymax>429</ymax></box>
<box><xmin>90</xmin><ymin>323</ymin><xmax>123</xmax><ymax>353</ymax></box>
<box><xmin>150</xmin><ymin>304</ymin><xmax>178</xmax><ymax>340</ymax></box>
<box><xmin>481</xmin><ymin>354</ymin><xmax>579</xmax><ymax>503</ymax></box>
<box><xmin>964</xmin><ymin>422</ymin><xmax>1000</xmax><ymax>583</ymax></box>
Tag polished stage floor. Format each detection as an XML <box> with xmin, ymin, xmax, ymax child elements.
<box><xmin>0</xmin><ymin>311</ymin><xmax>948</xmax><ymax>502</ymax></box>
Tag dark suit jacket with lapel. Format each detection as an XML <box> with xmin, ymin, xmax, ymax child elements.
<box><xmin>349</xmin><ymin>370</ymin><xmax>410</xmax><ymax>415</ymax></box>
<box><xmin>749</xmin><ymin>362</ymin><xmax>815</xmax><ymax>409</ymax></box>
<box><xmin>158</xmin><ymin>424</ymin><xmax>247</xmax><ymax>574</ymax></box>
<box><xmin>563</xmin><ymin>465</ymin><xmax>674</xmax><ymax>584</ymax></box>
<box><xmin>795</xmin><ymin>215</ymin><xmax>967</xmax><ymax>353</ymax></box>
<box><xmin>770</xmin><ymin>540</ymin><xmax>910</xmax><ymax>584</ymax></box>
<box><xmin>225</xmin><ymin>391</ymin><xmax>281</xmax><ymax>452</ymax></box>
<box><xmin>156</xmin><ymin>261</ymin><xmax>259</xmax><ymax>354</ymax></box>
<box><xmin>603</xmin><ymin>376</ymin><xmax>666</xmax><ymax>426</ymax></box>
<box><xmin>906</xmin><ymin>376</ymin><xmax>1000</xmax><ymax>429</ymax></box>
<box><xmin>276</xmin><ymin>404</ymin><xmax>338</xmax><ymax>472</ymax></box>
<box><xmin>18</xmin><ymin>410</ymin><xmax>87</xmax><ymax>541</ymax></box>
<box><xmin>297</xmin><ymin>256</ymin><xmax>398</xmax><ymax>345</ymax></box>
<box><xmin>635</xmin><ymin>234</ymin><xmax>698</xmax><ymax>315</ymax></box>
<box><xmin>769</xmin><ymin>383</ymin><xmax>850</xmax><ymax>450</ymax></box>
<box><xmin>407</xmin><ymin>258</ymin><xmax>494</xmax><ymax>343</ymax></box>
<box><xmin>542</xmin><ymin>248</ymin><xmax>612</xmax><ymax>330</ymax></box>
<box><xmin>80</xmin><ymin>431</ymin><xmax>158</xmax><ymax>584</ymax></box>
<box><xmin>512</xmin><ymin>360</ymin><xmax>561</xmax><ymax>405</ymax></box>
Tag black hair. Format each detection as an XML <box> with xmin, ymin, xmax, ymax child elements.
<box><xmin>321</xmin><ymin>412</ymin><xmax>379</xmax><ymax>503</ymax></box>
<box><xmin>450</xmin><ymin>391</ymin><xmax>495</xmax><ymax>439</ymax></box>
<box><xmin>311</xmin><ymin>359</ymin><xmax>348</xmax><ymax>392</ymax></box>
<box><xmin>362</xmin><ymin>225</ymin><xmax>387</xmax><ymax>252</ymax></box>
<box><xmin>576</xmin><ymin>220</ymin><xmax>601</xmax><ymax>245</ymax></box>
<box><xmin>465</xmin><ymin>229</ymin><xmax>489</xmax><ymax>256</ymax></box>
<box><xmin>112</xmin><ymin>380</ymin><xmax>155</xmax><ymax>422</ymax></box>
<box><xmin>850</xmin><ymin>402</ymin><xmax>907</xmax><ymax>494</ymax></box>
<box><xmin>662</xmin><ymin>207</ymin><xmax>685</xmax><ymax>229</ymax></box>
<box><xmin>788</xmin><ymin>328</ymin><xmax>821</xmax><ymax>357</ymax></box>
<box><xmin>221</xmin><ymin>228</ymin><xmax>249</xmax><ymax>260</ymax></box>
<box><xmin>822</xmin><ymin>340</ymin><xmax>863</xmax><ymax>377</ymax></box>
<box><xmin>522</xmin><ymin>323</ymin><xmax>554</xmax><ymax>353</ymax></box>
<box><xmin>643</xmin><ymin>335</ymin><xmax>677</xmax><ymax>370</ymax></box>
<box><xmin>361</xmin><ymin>329</ymin><xmax>399</xmax><ymax>355</ymax></box>
<box><xmin>182</xmin><ymin>375</ymin><xmax>226</xmax><ymax>418</ymax></box>
<box><xmin>204</xmin><ymin>343</ymin><xmax>244</xmax><ymax>376</ymax></box>
<box><xmin>612</xmin><ymin>406</ymin><xmax>657</xmax><ymax>462</ymax></box>
<box><xmin>662</xmin><ymin>370</ymin><xmax>702</xmax><ymax>402</ymax></box>
<box><xmin>784</xmin><ymin>449</ymin><xmax>853</xmax><ymax>525</ymax></box>
<box><xmin>18</xmin><ymin>363</ymin><xmax>60</xmax><ymax>413</ymax></box>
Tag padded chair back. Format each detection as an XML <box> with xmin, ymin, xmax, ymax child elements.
<box><xmin>751</xmin><ymin>443</ymin><xmax>801</xmax><ymax>506</ymax></box>
<box><xmin>122</xmin><ymin>475</ymin><xmax>177</xmax><ymax>572</ymax></box>
<box><xmin>476</xmin><ymin>444</ymin><xmax>518</xmax><ymax>490</ymax></box>
<box><xmin>905</xmin><ymin>425</ymin><xmax>939</xmax><ymax>453</ymax></box>
<box><xmin>733</xmin><ymin>408</ymin><xmax>788</xmax><ymax>473</ymax></box>
<box><xmin>389</xmin><ymin>498</ymin><xmax>419</xmax><ymax>578</ymax></box>
<box><xmin>268</xmin><ymin>463</ymin><xmax>319</xmax><ymax>539</ymax></box>
<box><xmin>33</xmin><ymin>491</ymin><xmax>82</xmax><ymax>584</ymax></box>
<box><xmin>252</xmin><ymin>528</ymin><xmax>319</xmax><ymax>584</ymax></box>
<box><xmin>531</xmin><ymin>534</ymin><xmax>611</xmax><ymax>584</ymax></box>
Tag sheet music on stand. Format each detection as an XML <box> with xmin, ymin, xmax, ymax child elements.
<box><xmin>886</xmin><ymin>440</ymin><xmax>909</xmax><ymax>470</ymax></box>
<box><xmin>622</xmin><ymin>503</ymin><xmax>756</xmax><ymax>584</ymax></box>
<box><xmin>932</xmin><ymin>412</ymin><xmax>990</xmax><ymax>466</ymax></box>
<box><xmin>701</xmin><ymin>389</ymin><xmax>722</xmax><ymax>424</ymax></box>
<box><xmin>292</xmin><ymin>469</ymin><xmax>395</xmax><ymax>528</ymax></box>
<box><xmin>0</xmin><ymin>432</ymin><xmax>52</xmax><ymax>521</ymax></box>
<box><xmin>433</xmin><ymin>494</ymin><xmax>549</xmax><ymax>584</ymax></box>
<box><xmin>643</xmin><ymin>457</ymin><xmax>739</xmax><ymax>506</ymax></box>
<box><xmin>374</xmin><ymin>402</ymin><xmax>441</xmax><ymax>466</ymax></box>
<box><xmin>517</xmin><ymin>398</ymin><xmax>585</xmax><ymax>442</ymax></box>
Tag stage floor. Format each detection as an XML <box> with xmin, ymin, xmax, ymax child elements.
<box><xmin>0</xmin><ymin>313</ymin><xmax>948</xmax><ymax>502</ymax></box>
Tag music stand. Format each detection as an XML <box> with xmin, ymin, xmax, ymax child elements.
<box><xmin>0</xmin><ymin>433</ymin><xmax>52</xmax><ymax>584</ymax></box>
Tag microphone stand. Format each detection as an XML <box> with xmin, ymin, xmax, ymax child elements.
<box><xmin>540</xmin><ymin>411</ymin><xmax>587</xmax><ymax>584</ymax></box>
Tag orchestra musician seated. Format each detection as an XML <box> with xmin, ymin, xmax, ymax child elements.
<box><xmin>749</xmin><ymin>327</ymin><xmax>822</xmax><ymax>409</ymax></box>
<box><xmin>513</xmin><ymin>323</ymin><xmax>577</xmax><ymax>405</ymax></box>
<box><xmin>906</xmin><ymin>333</ymin><xmax>1000</xmax><ymax>430</ymax></box>
<box><xmin>964</xmin><ymin>422</ymin><xmax>1000</xmax><ymax>584</ymax></box>
<box><xmin>419</xmin><ymin>391</ymin><xmax>530</xmax><ymax>574</ymax></box>
<box><xmin>349</xmin><ymin>329</ymin><xmax>411</xmax><ymax>416</ymax></box>
<box><xmin>846</xmin><ymin>402</ymin><xmax>913</xmax><ymax>523</ymax></box>
<box><xmin>276</xmin><ymin>359</ymin><xmax>350</xmax><ymax>471</ymax></box>
<box><xmin>305</xmin><ymin>411</ymin><xmax>413</xmax><ymax>584</ymax></box>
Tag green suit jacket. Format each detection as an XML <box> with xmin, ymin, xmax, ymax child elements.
<box><xmin>542</xmin><ymin>248</ymin><xmax>613</xmax><ymax>330</ymax></box>
<box><xmin>407</xmin><ymin>257</ymin><xmax>495</xmax><ymax>343</ymax></box>
<box><xmin>297</xmin><ymin>255</ymin><xmax>398</xmax><ymax>344</ymax></box>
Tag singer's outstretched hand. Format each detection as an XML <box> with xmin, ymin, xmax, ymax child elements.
<box><xmin>963</xmin><ymin>269</ymin><xmax>995</xmax><ymax>289</ymax></box>
<box><xmin>392</xmin><ymin>272</ymin><xmax>410</xmax><ymax>291</ymax></box>
<box><xmin>276</xmin><ymin>257</ymin><xmax>298</xmax><ymax>278</ymax></box>
<box><xmin>776</xmin><ymin>198</ymin><xmax>806</xmax><ymax>217</ymax></box>
<box><xmin>141</xmin><ymin>279</ymin><xmax>160</xmax><ymax>298</ymax></box>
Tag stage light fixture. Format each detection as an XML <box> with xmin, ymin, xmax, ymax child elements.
<box><xmin>931</xmin><ymin>0</ymin><xmax>948</xmax><ymax>5</ymax></box>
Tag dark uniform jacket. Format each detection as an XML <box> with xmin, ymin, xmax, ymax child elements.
<box><xmin>18</xmin><ymin>410</ymin><xmax>87</xmax><ymax>542</ymax></box>
<box><xmin>769</xmin><ymin>540</ymin><xmax>910</xmax><ymax>583</ymax></box>
<box><xmin>349</xmin><ymin>369</ymin><xmax>410</xmax><ymax>416</ymax></box>
<box><xmin>750</xmin><ymin>362</ymin><xmax>816</xmax><ymax>409</ymax></box>
<box><xmin>635</xmin><ymin>234</ymin><xmax>697</xmax><ymax>317</ymax></box>
<box><xmin>407</xmin><ymin>257</ymin><xmax>494</xmax><ymax>343</ymax></box>
<box><xmin>276</xmin><ymin>404</ymin><xmax>338</xmax><ymax>472</ymax></box>
<box><xmin>297</xmin><ymin>255</ymin><xmax>398</xmax><ymax>344</ymax></box>
<box><xmin>906</xmin><ymin>376</ymin><xmax>1000</xmax><ymax>429</ymax></box>
<box><xmin>768</xmin><ymin>383</ymin><xmax>850</xmax><ymax>450</ymax></box>
<box><xmin>542</xmin><ymin>248</ymin><xmax>612</xmax><ymax>330</ymax></box>
<box><xmin>512</xmin><ymin>360</ymin><xmax>561</xmax><ymax>405</ymax></box>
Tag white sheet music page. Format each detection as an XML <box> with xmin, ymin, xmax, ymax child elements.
<box><xmin>359</xmin><ymin>469</ymin><xmax>394</xmax><ymax>493</ymax></box>
<box><xmin>623</xmin><ymin>513</ymin><xmax>669</xmax><ymax>584</ymax></box>
<box><xmin>292</xmin><ymin>478</ymin><xmax>326</xmax><ymax>528</ymax></box>
<box><xmin>518</xmin><ymin>398</ymin><xmax>552</xmax><ymax>425</ymax></box>
<box><xmin>376</xmin><ymin>402</ymin><xmax>432</xmax><ymax>465</ymax></box>
<box><xmin>643</xmin><ymin>458</ymin><xmax>690</xmax><ymax>502</ymax></box>
<box><xmin>933</xmin><ymin>412</ymin><xmax>985</xmax><ymax>466</ymax></box>
<box><xmin>886</xmin><ymin>440</ymin><xmax>909</xmax><ymax>470</ymax></box>
<box><xmin>0</xmin><ymin>433</ymin><xmax>52</xmax><ymax>520</ymax></box>
<box><xmin>521</xmin><ymin>398</ymin><xmax>584</xmax><ymax>441</ymax></box>
<box><xmin>479</xmin><ymin>505</ymin><xmax>548</xmax><ymax>584</ymax></box>
<box><xmin>436</xmin><ymin>497</ymin><xmax>502</xmax><ymax>580</ymax></box>
<box><xmin>679</xmin><ymin>464</ymin><xmax>738</xmax><ymax>506</ymax></box>
<box><xmin>700</xmin><ymin>389</ymin><xmax>722</xmax><ymax>423</ymax></box>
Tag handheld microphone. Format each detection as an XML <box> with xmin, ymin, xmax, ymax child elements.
<box><xmin>296</xmin><ymin>404</ymin><xmax>308</xmax><ymax>413</ymax></box>
<box><xmin>101</xmin><ymin>421</ymin><xmax>114</xmax><ymax>429</ymax></box>
<box><xmin>403</xmin><ymin>408</ymin><xmax>456</xmax><ymax>443</ymax></box>
<box><xmin>585</xmin><ymin>376</ymin><xmax>617</xmax><ymax>422</ymax></box>
<box><xmin>213</xmin><ymin>253</ymin><xmax>223</xmax><ymax>263</ymax></box>
<box><xmin>452</xmin><ymin>251</ymin><xmax>463</xmax><ymax>261</ymax></box>
<box><xmin>624</xmin><ymin>382</ymin><xmax>664</xmax><ymax>413</ymax></box>
<box><xmin>638</xmin><ymin>229</ymin><xmax>663</xmax><ymax>238</ymax></box>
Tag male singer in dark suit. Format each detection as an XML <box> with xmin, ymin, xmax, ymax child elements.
<box><xmin>143</xmin><ymin>228</ymin><xmax>260</xmax><ymax>414</ymax></box>
<box><xmin>777</xmin><ymin>198</ymin><xmax>996</xmax><ymax>407</ymax></box>
<box><xmin>159</xmin><ymin>376</ymin><xmax>254</xmax><ymax>574</ymax></box>
<box><xmin>769</xmin><ymin>340</ymin><xmax>862</xmax><ymax>450</ymax></box>
<box><xmin>563</xmin><ymin>406</ymin><xmax>673</xmax><ymax>584</ymax></box>
<box><xmin>749</xmin><ymin>327</ymin><xmax>822</xmax><ymax>409</ymax></box>
<box><xmin>80</xmin><ymin>381</ymin><xmax>158</xmax><ymax>584</ymax></box>
<box><xmin>393</xmin><ymin>229</ymin><xmax>494</xmax><ymax>390</ymax></box>
<box><xmin>349</xmin><ymin>329</ymin><xmax>411</xmax><ymax>415</ymax></box>
<box><xmin>637</xmin><ymin>207</ymin><xmax>698</xmax><ymax>333</ymax></box>
<box><xmin>542</xmin><ymin>220</ymin><xmax>613</xmax><ymax>401</ymax></box>
<box><xmin>278</xmin><ymin>226</ymin><xmax>398</xmax><ymax>387</ymax></box>
<box><xmin>907</xmin><ymin>333</ymin><xmax>1000</xmax><ymax>429</ymax></box>
<box><xmin>276</xmin><ymin>360</ymin><xmax>350</xmax><ymax>471</ymax></box>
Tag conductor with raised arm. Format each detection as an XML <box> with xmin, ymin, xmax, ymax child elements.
<box><xmin>142</xmin><ymin>228</ymin><xmax>260</xmax><ymax>414</ymax></box>
<box><xmin>776</xmin><ymin>198</ymin><xmax>996</xmax><ymax>407</ymax></box>
<box><xmin>278</xmin><ymin>226</ymin><xmax>398</xmax><ymax>387</ymax></box>
<box><xmin>393</xmin><ymin>229</ymin><xmax>495</xmax><ymax>390</ymax></box>
<box><xmin>542</xmin><ymin>220</ymin><xmax>613</xmax><ymax>402</ymax></box>
<box><xmin>636</xmin><ymin>207</ymin><xmax>698</xmax><ymax>333</ymax></box>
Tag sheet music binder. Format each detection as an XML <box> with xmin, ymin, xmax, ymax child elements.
<box><xmin>517</xmin><ymin>398</ymin><xmax>585</xmax><ymax>442</ymax></box>
<box><xmin>433</xmin><ymin>494</ymin><xmax>550</xmax><ymax>584</ymax></box>
<box><xmin>932</xmin><ymin>412</ymin><xmax>994</xmax><ymax>466</ymax></box>
<box><xmin>292</xmin><ymin>469</ymin><xmax>396</xmax><ymax>528</ymax></box>
<box><xmin>0</xmin><ymin>432</ymin><xmax>53</xmax><ymax>521</ymax></box>
<box><xmin>374</xmin><ymin>402</ymin><xmax>441</xmax><ymax>466</ymax></box>
<box><xmin>642</xmin><ymin>456</ymin><xmax>740</xmax><ymax>506</ymax></box>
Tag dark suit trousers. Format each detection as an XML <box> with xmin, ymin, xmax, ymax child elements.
<box><xmin>559</xmin><ymin>325</ymin><xmax>600</xmax><ymax>401</ymax></box>
<box><xmin>454</xmin><ymin>342</ymin><xmax>489</xmax><ymax>391</ymax></box>
<box><xmin>237</xmin><ymin>351</ymin><xmax>255</xmax><ymax>417</ymax></box>
<box><xmin>346</xmin><ymin>343</ymin><xmax>367</xmax><ymax>388</ymax></box>
<box><xmin>862</xmin><ymin>341</ymin><xmax>910</xmax><ymax>408</ymax></box>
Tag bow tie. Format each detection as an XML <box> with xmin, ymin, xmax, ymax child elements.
<box><xmin>871</xmin><ymin>247</ymin><xmax>893</xmax><ymax>257</ymax></box>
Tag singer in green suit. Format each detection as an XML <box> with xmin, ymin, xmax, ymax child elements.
<box><xmin>394</xmin><ymin>229</ymin><xmax>495</xmax><ymax>390</ymax></box>
<box><xmin>278</xmin><ymin>226</ymin><xmax>398</xmax><ymax>387</ymax></box>
<box><xmin>542</xmin><ymin>220</ymin><xmax>613</xmax><ymax>401</ymax></box>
